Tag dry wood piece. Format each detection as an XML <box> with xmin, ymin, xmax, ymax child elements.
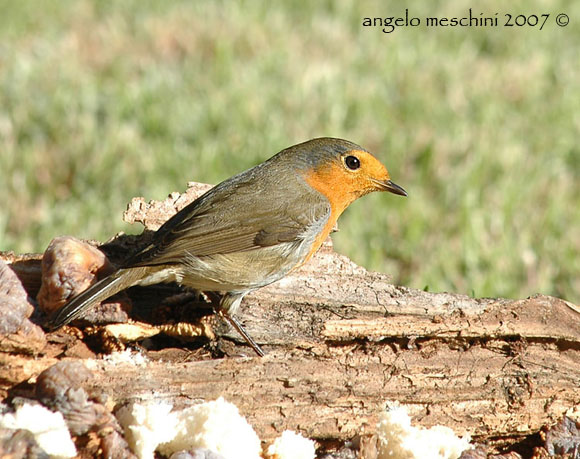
<box><xmin>538</xmin><ymin>415</ymin><xmax>580</xmax><ymax>456</ymax></box>
<box><xmin>81</xmin><ymin>293</ymin><xmax>579</xmax><ymax>450</ymax></box>
<box><xmin>34</xmin><ymin>360</ymin><xmax>136</xmax><ymax>458</ymax></box>
<box><xmin>0</xmin><ymin>427</ymin><xmax>45</xmax><ymax>458</ymax></box>
<box><xmin>95</xmin><ymin>319</ymin><xmax>215</xmax><ymax>345</ymax></box>
<box><xmin>0</xmin><ymin>259</ymin><xmax>34</xmax><ymax>335</ymax></box>
<box><xmin>36</xmin><ymin>236</ymin><xmax>132</xmax><ymax>325</ymax></box>
<box><xmin>0</xmin><ymin>259</ymin><xmax>46</xmax><ymax>356</ymax></box>
<box><xmin>36</xmin><ymin>236</ymin><xmax>114</xmax><ymax>314</ymax></box>
<box><xmin>123</xmin><ymin>182</ymin><xmax>213</xmax><ymax>231</ymax></box>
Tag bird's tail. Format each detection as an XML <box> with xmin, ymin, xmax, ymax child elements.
<box><xmin>45</xmin><ymin>268</ymin><xmax>140</xmax><ymax>330</ymax></box>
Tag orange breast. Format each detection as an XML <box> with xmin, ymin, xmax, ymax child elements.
<box><xmin>302</xmin><ymin>162</ymin><xmax>356</xmax><ymax>262</ymax></box>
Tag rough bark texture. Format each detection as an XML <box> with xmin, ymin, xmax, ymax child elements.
<box><xmin>1</xmin><ymin>182</ymin><xmax>579</xmax><ymax>456</ymax></box>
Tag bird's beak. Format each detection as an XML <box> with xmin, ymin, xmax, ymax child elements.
<box><xmin>372</xmin><ymin>178</ymin><xmax>408</xmax><ymax>197</ymax></box>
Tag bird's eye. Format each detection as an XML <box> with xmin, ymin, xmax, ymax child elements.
<box><xmin>344</xmin><ymin>155</ymin><xmax>361</xmax><ymax>171</ymax></box>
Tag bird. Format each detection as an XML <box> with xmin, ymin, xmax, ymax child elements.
<box><xmin>45</xmin><ymin>137</ymin><xmax>407</xmax><ymax>355</ymax></box>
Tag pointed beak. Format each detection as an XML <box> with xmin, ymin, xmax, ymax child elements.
<box><xmin>373</xmin><ymin>178</ymin><xmax>408</xmax><ymax>197</ymax></box>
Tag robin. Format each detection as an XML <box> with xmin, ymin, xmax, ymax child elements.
<box><xmin>46</xmin><ymin>137</ymin><xmax>407</xmax><ymax>355</ymax></box>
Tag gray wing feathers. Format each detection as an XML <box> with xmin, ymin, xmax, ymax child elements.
<box><xmin>128</xmin><ymin>172</ymin><xmax>330</xmax><ymax>267</ymax></box>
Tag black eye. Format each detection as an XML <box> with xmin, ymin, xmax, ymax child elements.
<box><xmin>344</xmin><ymin>155</ymin><xmax>360</xmax><ymax>170</ymax></box>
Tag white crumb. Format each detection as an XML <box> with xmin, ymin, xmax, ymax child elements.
<box><xmin>116</xmin><ymin>398</ymin><xmax>261</xmax><ymax>459</ymax></box>
<box><xmin>377</xmin><ymin>405</ymin><xmax>472</xmax><ymax>459</ymax></box>
<box><xmin>117</xmin><ymin>401</ymin><xmax>177</xmax><ymax>459</ymax></box>
<box><xmin>158</xmin><ymin>397</ymin><xmax>261</xmax><ymax>459</ymax></box>
<box><xmin>0</xmin><ymin>402</ymin><xmax>76</xmax><ymax>458</ymax></box>
<box><xmin>266</xmin><ymin>430</ymin><xmax>316</xmax><ymax>459</ymax></box>
<box><xmin>103</xmin><ymin>349</ymin><xmax>148</xmax><ymax>366</ymax></box>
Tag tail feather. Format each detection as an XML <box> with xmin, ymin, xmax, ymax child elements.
<box><xmin>45</xmin><ymin>269</ymin><xmax>136</xmax><ymax>330</ymax></box>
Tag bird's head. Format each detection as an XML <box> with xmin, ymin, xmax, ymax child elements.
<box><xmin>293</xmin><ymin>137</ymin><xmax>407</xmax><ymax>215</ymax></box>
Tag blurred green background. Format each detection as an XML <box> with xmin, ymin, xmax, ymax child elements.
<box><xmin>0</xmin><ymin>0</ymin><xmax>578</xmax><ymax>303</ymax></box>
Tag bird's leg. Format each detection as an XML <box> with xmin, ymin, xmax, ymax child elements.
<box><xmin>218</xmin><ymin>310</ymin><xmax>265</xmax><ymax>357</ymax></box>
<box><xmin>205</xmin><ymin>291</ymin><xmax>265</xmax><ymax>357</ymax></box>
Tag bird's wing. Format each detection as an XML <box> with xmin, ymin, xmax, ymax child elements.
<box><xmin>126</xmin><ymin>174</ymin><xmax>330</xmax><ymax>267</ymax></box>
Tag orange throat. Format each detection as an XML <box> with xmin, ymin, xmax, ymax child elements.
<box><xmin>302</xmin><ymin>163</ymin><xmax>359</xmax><ymax>261</ymax></box>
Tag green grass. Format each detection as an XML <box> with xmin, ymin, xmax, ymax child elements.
<box><xmin>0</xmin><ymin>0</ymin><xmax>578</xmax><ymax>304</ymax></box>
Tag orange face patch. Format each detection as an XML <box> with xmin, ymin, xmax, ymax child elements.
<box><xmin>305</xmin><ymin>149</ymin><xmax>391</xmax><ymax>216</ymax></box>
<box><xmin>302</xmin><ymin>149</ymin><xmax>392</xmax><ymax>261</ymax></box>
